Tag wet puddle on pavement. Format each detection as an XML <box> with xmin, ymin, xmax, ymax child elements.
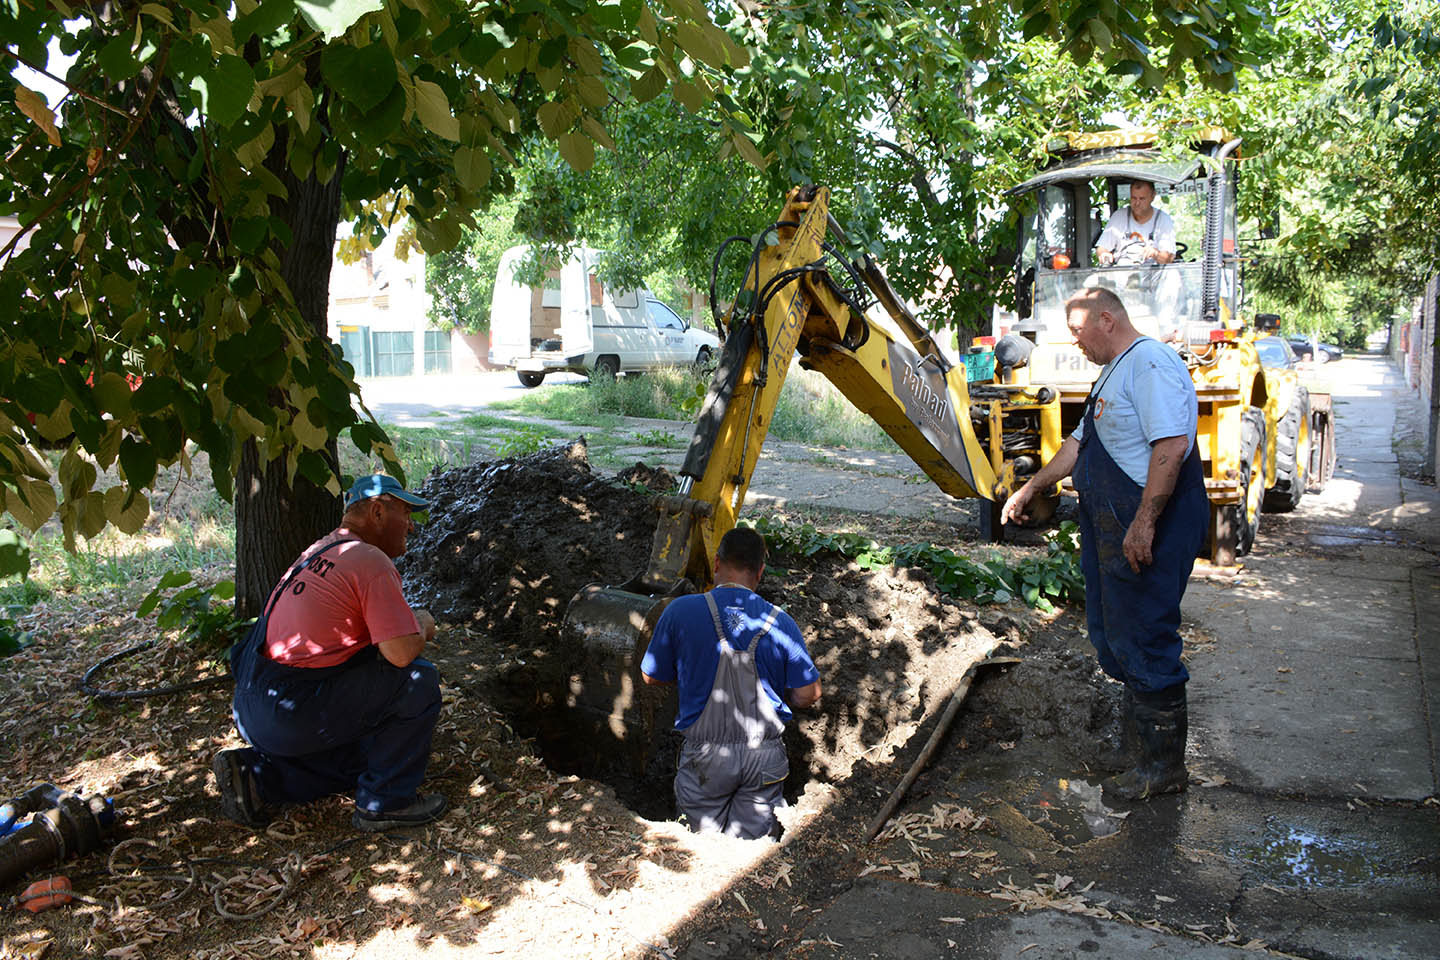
<box><xmin>1232</xmin><ymin>816</ymin><xmax>1387</xmax><ymax>887</ymax></box>
<box><xmin>1019</xmin><ymin>778</ymin><xmax>1129</xmax><ymax>844</ymax></box>
<box><xmin>1305</xmin><ymin>524</ymin><xmax>1414</xmax><ymax>548</ymax></box>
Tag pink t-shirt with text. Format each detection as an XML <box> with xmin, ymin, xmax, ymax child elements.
<box><xmin>263</xmin><ymin>533</ymin><xmax>419</xmax><ymax>668</ymax></box>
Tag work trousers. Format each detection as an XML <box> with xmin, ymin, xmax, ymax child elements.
<box><xmin>232</xmin><ymin>646</ymin><xmax>441</xmax><ymax>814</ymax></box>
<box><xmin>1074</xmin><ymin>406</ymin><xmax>1207</xmax><ymax>696</ymax></box>
<box><xmin>674</xmin><ymin>738</ymin><xmax>788</xmax><ymax>840</ymax></box>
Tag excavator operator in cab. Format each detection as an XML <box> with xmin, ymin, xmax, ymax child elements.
<box><xmin>1096</xmin><ymin>180</ymin><xmax>1176</xmax><ymax>267</ymax></box>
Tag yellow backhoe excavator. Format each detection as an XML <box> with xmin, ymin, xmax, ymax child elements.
<box><xmin>564</xmin><ymin>185</ymin><xmax>1063</xmax><ymax>671</ymax></box>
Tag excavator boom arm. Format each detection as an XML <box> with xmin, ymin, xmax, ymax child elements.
<box><xmin>565</xmin><ymin>186</ymin><xmax>1057</xmax><ymax>653</ymax></box>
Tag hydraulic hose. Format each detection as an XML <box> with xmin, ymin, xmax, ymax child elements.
<box><xmin>1201</xmin><ymin>138</ymin><xmax>1242</xmax><ymax>325</ymax></box>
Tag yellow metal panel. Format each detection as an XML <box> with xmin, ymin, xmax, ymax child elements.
<box><xmin>1056</xmin><ymin>126</ymin><xmax>1236</xmax><ymax>153</ymax></box>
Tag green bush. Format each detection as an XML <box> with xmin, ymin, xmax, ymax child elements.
<box><xmin>744</xmin><ymin>516</ymin><xmax>1083</xmax><ymax>613</ymax></box>
<box><xmin>495</xmin><ymin>424</ymin><xmax>554</xmax><ymax>457</ymax></box>
<box><xmin>138</xmin><ymin>572</ymin><xmax>252</xmax><ymax>658</ymax></box>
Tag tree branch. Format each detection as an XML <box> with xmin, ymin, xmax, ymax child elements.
<box><xmin>7</xmin><ymin>47</ymin><xmax>136</xmax><ymax>120</ymax></box>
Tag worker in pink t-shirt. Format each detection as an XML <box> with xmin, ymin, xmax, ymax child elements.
<box><xmin>214</xmin><ymin>475</ymin><xmax>446</xmax><ymax>832</ymax></box>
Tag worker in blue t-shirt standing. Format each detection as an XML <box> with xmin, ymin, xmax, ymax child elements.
<box><xmin>1002</xmin><ymin>285</ymin><xmax>1208</xmax><ymax>800</ymax></box>
<box><xmin>641</xmin><ymin>527</ymin><xmax>822</xmax><ymax>839</ymax></box>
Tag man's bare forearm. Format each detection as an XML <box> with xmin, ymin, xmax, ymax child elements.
<box><xmin>1136</xmin><ymin>436</ymin><xmax>1189</xmax><ymax>524</ymax></box>
<box><xmin>1028</xmin><ymin>436</ymin><xmax>1079</xmax><ymax>490</ymax></box>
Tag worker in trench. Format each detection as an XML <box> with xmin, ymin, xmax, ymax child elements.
<box><xmin>215</xmin><ymin>475</ymin><xmax>447</xmax><ymax>832</ymax></box>
<box><xmin>641</xmin><ymin>526</ymin><xmax>823</xmax><ymax>839</ymax></box>
<box><xmin>1001</xmin><ymin>286</ymin><xmax>1208</xmax><ymax>799</ymax></box>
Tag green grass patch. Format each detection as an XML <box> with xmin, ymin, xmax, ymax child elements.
<box><xmin>769</xmin><ymin>367</ymin><xmax>900</xmax><ymax>451</ymax></box>
<box><xmin>456</xmin><ymin>412</ymin><xmax>533</xmax><ymax>431</ymax></box>
<box><xmin>0</xmin><ymin>513</ymin><xmax>236</xmax><ymax>615</ymax></box>
<box><xmin>494</xmin><ymin>365</ymin><xmax>706</xmax><ymax>423</ymax></box>
<box><xmin>633</xmin><ymin>428</ymin><xmax>685</xmax><ymax>447</ymax></box>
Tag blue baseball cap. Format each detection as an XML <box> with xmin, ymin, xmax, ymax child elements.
<box><xmin>345</xmin><ymin>474</ymin><xmax>428</xmax><ymax>510</ymax></box>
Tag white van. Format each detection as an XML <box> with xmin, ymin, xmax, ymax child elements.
<box><xmin>487</xmin><ymin>245</ymin><xmax>720</xmax><ymax>387</ymax></box>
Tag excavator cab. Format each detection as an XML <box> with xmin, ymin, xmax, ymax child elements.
<box><xmin>998</xmin><ymin>129</ymin><xmax>1244</xmax><ymax>434</ymax></box>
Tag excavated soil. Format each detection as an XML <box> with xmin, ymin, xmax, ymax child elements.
<box><xmin>398</xmin><ymin>440</ymin><xmax>1121</xmax><ymax>820</ymax></box>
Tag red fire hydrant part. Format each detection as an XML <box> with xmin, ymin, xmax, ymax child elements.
<box><xmin>20</xmin><ymin>876</ymin><xmax>73</xmax><ymax>912</ymax></box>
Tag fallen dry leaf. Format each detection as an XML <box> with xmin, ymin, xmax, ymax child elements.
<box><xmin>460</xmin><ymin>896</ymin><xmax>493</xmax><ymax>914</ymax></box>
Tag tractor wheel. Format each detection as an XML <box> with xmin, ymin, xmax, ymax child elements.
<box><xmin>1263</xmin><ymin>387</ymin><xmax>1310</xmax><ymax>513</ymax></box>
<box><xmin>1227</xmin><ymin>406</ymin><xmax>1267</xmax><ymax>556</ymax></box>
<box><xmin>1307</xmin><ymin>395</ymin><xmax>1336</xmax><ymax>491</ymax></box>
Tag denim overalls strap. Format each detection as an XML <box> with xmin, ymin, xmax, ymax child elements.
<box><xmin>229</xmin><ymin>538</ymin><xmax>357</xmax><ymax>683</ymax></box>
<box><xmin>682</xmin><ymin>592</ymin><xmax>785</xmax><ymax>747</ymax></box>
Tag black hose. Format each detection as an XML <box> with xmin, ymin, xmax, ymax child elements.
<box><xmin>80</xmin><ymin>640</ymin><xmax>233</xmax><ymax>701</ymax></box>
<box><xmin>709</xmin><ymin>235</ymin><xmax>753</xmax><ymax>335</ymax></box>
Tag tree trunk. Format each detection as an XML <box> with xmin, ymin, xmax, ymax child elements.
<box><xmin>235</xmin><ymin>150</ymin><xmax>348</xmax><ymax>617</ymax></box>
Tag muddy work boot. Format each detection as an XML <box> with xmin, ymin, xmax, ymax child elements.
<box><xmin>213</xmin><ymin>748</ymin><xmax>273</xmax><ymax>827</ymax></box>
<box><xmin>1100</xmin><ymin>685</ymin><xmax>1138</xmax><ymax>771</ymax></box>
<box><xmin>1105</xmin><ymin>687</ymin><xmax>1188</xmax><ymax>800</ymax></box>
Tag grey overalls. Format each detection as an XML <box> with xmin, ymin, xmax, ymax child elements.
<box><xmin>672</xmin><ymin>592</ymin><xmax>790</xmax><ymax>839</ymax></box>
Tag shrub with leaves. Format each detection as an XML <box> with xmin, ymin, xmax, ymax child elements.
<box><xmin>495</xmin><ymin>424</ymin><xmax>554</xmax><ymax>458</ymax></box>
<box><xmin>745</xmin><ymin>517</ymin><xmax>1084</xmax><ymax>613</ymax></box>
<box><xmin>138</xmin><ymin>572</ymin><xmax>253</xmax><ymax>659</ymax></box>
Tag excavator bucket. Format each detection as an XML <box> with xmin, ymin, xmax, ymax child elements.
<box><xmin>563</xmin><ymin>582</ymin><xmax>675</xmax><ymax>658</ymax></box>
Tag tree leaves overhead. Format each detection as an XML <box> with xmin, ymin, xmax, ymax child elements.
<box><xmin>0</xmin><ymin>0</ymin><xmax>1282</xmax><ymax>564</ymax></box>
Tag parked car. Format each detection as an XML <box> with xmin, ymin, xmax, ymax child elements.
<box><xmin>488</xmin><ymin>245</ymin><xmax>720</xmax><ymax>387</ymax></box>
<box><xmin>1284</xmin><ymin>335</ymin><xmax>1343</xmax><ymax>363</ymax></box>
<box><xmin>1255</xmin><ymin>335</ymin><xmax>1297</xmax><ymax>370</ymax></box>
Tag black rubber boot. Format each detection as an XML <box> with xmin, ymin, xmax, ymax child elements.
<box><xmin>1105</xmin><ymin>686</ymin><xmax>1188</xmax><ymax>800</ymax></box>
<box><xmin>1101</xmin><ymin>685</ymin><xmax>1138</xmax><ymax>772</ymax></box>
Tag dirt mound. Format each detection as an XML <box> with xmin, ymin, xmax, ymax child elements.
<box><xmin>400</xmin><ymin>438</ymin><xmax>656</xmax><ymax>632</ymax></box>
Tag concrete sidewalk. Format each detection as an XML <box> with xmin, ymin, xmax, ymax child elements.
<box><xmin>1183</xmin><ymin>355</ymin><xmax>1440</xmax><ymax>802</ymax></box>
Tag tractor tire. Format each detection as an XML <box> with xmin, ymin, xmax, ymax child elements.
<box><xmin>516</xmin><ymin>371</ymin><xmax>545</xmax><ymax>388</ymax></box>
<box><xmin>1225</xmin><ymin>406</ymin><xmax>1267</xmax><ymax>557</ymax></box>
<box><xmin>1263</xmin><ymin>386</ymin><xmax>1309</xmax><ymax>513</ymax></box>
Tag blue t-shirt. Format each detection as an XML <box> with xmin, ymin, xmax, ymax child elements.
<box><xmin>641</xmin><ymin>586</ymin><xmax>820</xmax><ymax>731</ymax></box>
<box><xmin>1071</xmin><ymin>337</ymin><xmax>1196</xmax><ymax>487</ymax></box>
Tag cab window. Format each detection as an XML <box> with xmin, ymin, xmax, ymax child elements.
<box><xmin>1022</xmin><ymin>185</ymin><xmax>1076</xmax><ymax>271</ymax></box>
<box><xmin>649</xmin><ymin>300</ymin><xmax>685</xmax><ymax>331</ymax></box>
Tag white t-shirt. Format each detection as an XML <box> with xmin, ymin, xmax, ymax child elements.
<box><xmin>1071</xmin><ymin>337</ymin><xmax>1196</xmax><ymax>487</ymax></box>
<box><xmin>1099</xmin><ymin>207</ymin><xmax>1176</xmax><ymax>264</ymax></box>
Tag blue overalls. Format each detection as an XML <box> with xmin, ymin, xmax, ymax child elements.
<box><xmin>229</xmin><ymin>540</ymin><xmax>441</xmax><ymax>815</ymax></box>
<box><xmin>1073</xmin><ymin>388</ymin><xmax>1208</xmax><ymax>696</ymax></box>
<box><xmin>671</xmin><ymin>592</ymin><xmax>789</xmax><ymax>840</ymax></box>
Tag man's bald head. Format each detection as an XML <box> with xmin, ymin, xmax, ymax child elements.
<box><xmin>1067</xmin><ymin>285</ymin><xmax>1129</xmax><ymax>323</ymax></box>
<box><xmin>1065</xmin><ymin>286</ymin><xmax>1138</xmax><ymax>366</ymax></box>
